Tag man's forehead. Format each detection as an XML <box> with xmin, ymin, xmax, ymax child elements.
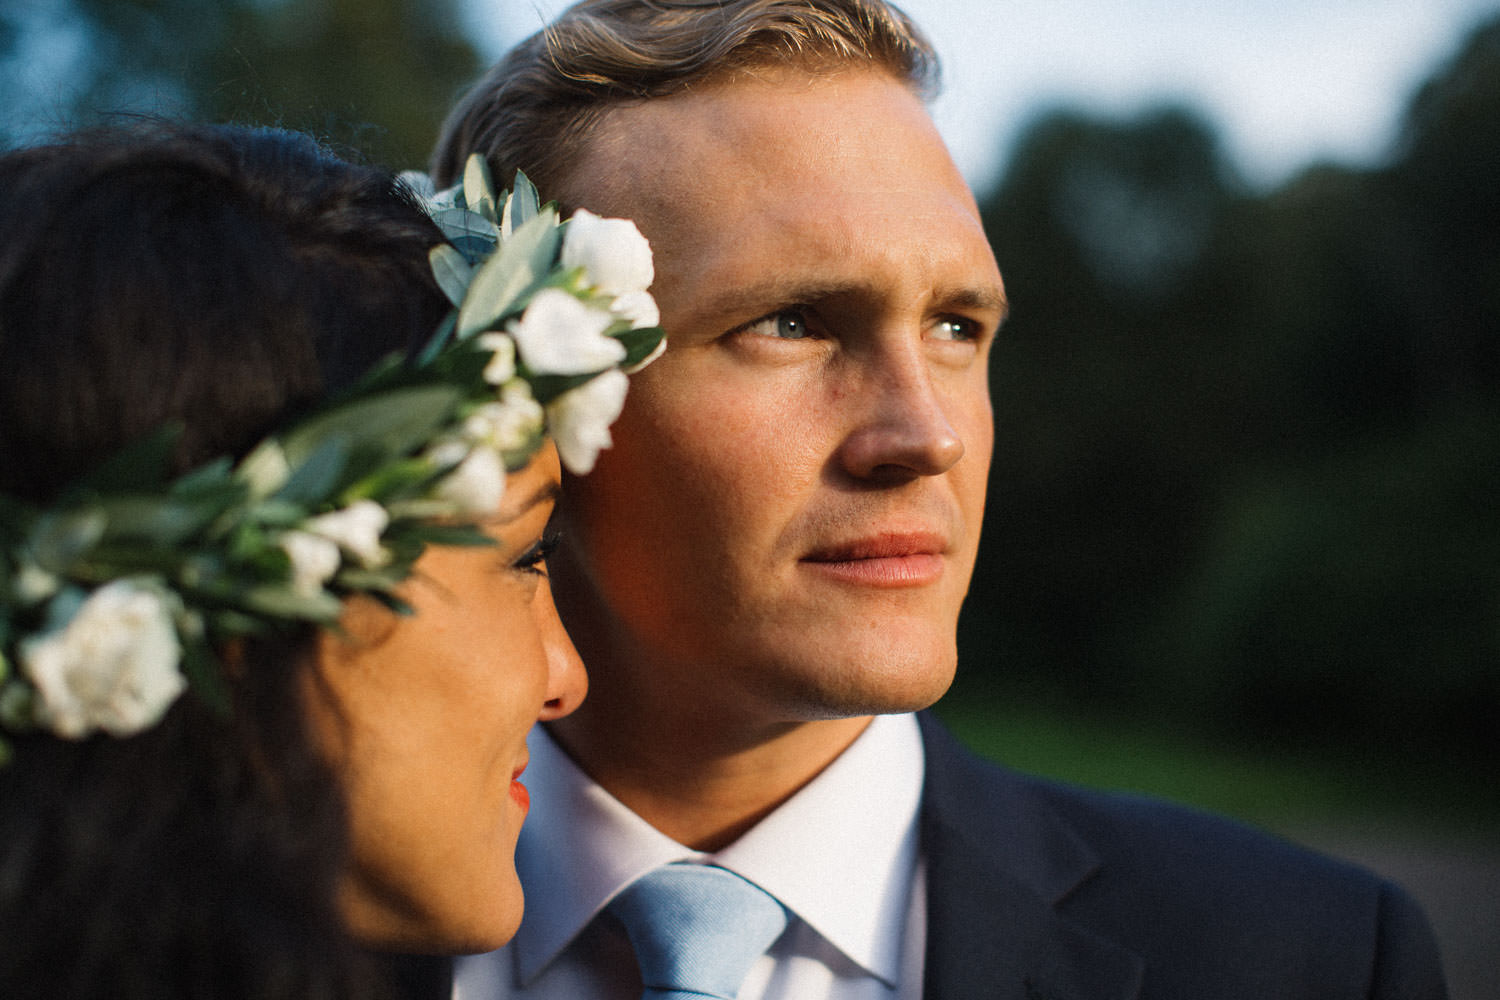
<box><xmin>563</xmin><ymin>65</ymin><xmax>943</xmax><ymax>214</ymax></box>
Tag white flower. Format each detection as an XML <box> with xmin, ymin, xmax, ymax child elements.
<box><xmin>548</xmin><ymin>368</ymin><xmax>629</xmax><ymax>474</ymax></box>
<box><xmin>562</xmin><ymin>208</ymin><xmax>654</xmax><ymax>296</ymax></box>
<box><xmin>305</xmin><ymin>500</ymin><xmax>390</xmax><ymax>569</ymax></box>
<box><xmin>611</xmin><ymin>289</ymin><xmax>660</xmax><ymax>330</ymax></box>
<box><xmin>508</xmin><ymin>288</ymin><xmax>625</xmax><ymax>376</ymax></box>
<box><xmin>434</xmin><ymin>444</ymin><xmax>507</xmax><ymax>516</ymax></box>
<box><xmin>477</xmin><ymin>332</ymin><xmax>517</xmax><ymax>385</ymax></box>
<box><xmin>279</xmin><ymin>530</ymin><xmax>342</xmax><ymax>597</ymax></box>
<box><xmin>20</xmin><ymin>579</ymin><xmax>186</xmax><ymax>739</ymax></box>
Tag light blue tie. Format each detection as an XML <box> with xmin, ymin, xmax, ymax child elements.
<box><xmin>607</xmin><ymin>863</ymin><xmax>789</xmax><ymax>1000</ymax></box>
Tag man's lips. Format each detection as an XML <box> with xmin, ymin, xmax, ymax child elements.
<box><xmin>800</xmin><ymin>532</ymin><xmax>947</xmax><ymax>587</ymax></box>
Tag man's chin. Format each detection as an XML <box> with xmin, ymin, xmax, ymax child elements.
<box><xmin>768</xmin><ymin>652</ymin><xmax>958</xmax><ymax>722</ymax></box>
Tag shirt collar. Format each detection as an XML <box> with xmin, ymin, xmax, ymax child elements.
<box><xmin>510</xmin><ymin>713</ymin><xmax>925</xmax><ymax>987</ymax></box>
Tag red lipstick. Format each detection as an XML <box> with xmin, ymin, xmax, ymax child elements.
<box><xmin>509</xmin><ymin>762</ymin><xmax>530</xmax><ymax>810</ymax></box>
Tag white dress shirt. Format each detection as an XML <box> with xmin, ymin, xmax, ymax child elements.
<box><xmin>453</xmin><ymin>712</ymin><xmax>928</xmax><ymax>1000</ymax></box>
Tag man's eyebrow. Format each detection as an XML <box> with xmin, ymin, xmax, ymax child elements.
<box><xmin>690</xmin><ymin>279</ymin><xmax>860</xmax><ymax>321</ymax></box>
<box><xmin>937</xmin><ymin>285</ymin><xmax>1009</xmax><ymax>322</ymax></box>
<box><xmin>691</xmin><ymin>279</ymin><xmax>1010</xmax><ymax>325</ymax></box>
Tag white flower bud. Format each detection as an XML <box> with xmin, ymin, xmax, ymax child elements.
<box><xmin>547</xmin><ymin>368</ymin><xmax>629</xmax><ymax>475</ymax></box>
<box><xmin>305</xmin><ymin>500</ymin><xmax>390</xmax><ymax>569</ymax></box>
<box><xmin>463</xmin><ymin>384</ymin><xmax>545</xmax><ymax>455</ymax></box>
<box><xmin>434</xmin><ymin>445</ymin><xmax>507</xmax><ymax>516</ymax></box>
<box><xmin>477</xmin><ymin>332</ymin><xmax>517</xmax><ymax>385</ymax></box>
<box><xmin>279</xmin><ymin>530</ymin><xmax>342</xmax><ymax>597</ymax></box>
<box><xmin>13</xmin><ymin>563</ymin><xmax>59</xmax><ymax>604</ymax></box>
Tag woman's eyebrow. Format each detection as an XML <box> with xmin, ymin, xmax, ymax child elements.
<box><xmin>487</xmin><ymin>480</ymin><xmax>563</xmax><ymax>526</ymax></box>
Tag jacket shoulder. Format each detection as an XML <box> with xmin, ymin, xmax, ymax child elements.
<box><xmin>916</xmin><ymin>712</ymin><xmax>1447</xmax><ymax>999</ymax></box>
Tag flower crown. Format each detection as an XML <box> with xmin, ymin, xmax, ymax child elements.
<box><xmin>0</xmin><ymin>156</ymin><xmax>664</xmax><ymax>761</ymax></box>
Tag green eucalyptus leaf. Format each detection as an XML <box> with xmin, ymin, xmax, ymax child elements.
<box><xmin>171</xmin><ymin>458</ymin><xmax>234</xmax><ymax>496</ymax></box>
<box><xmin>246</xmin><ymin>498</ymin><xmax>310</xmax><ymax>529</ymax></box>
<box><xmin>395</xmin><ymin>522</ymin><xmax>494</xmax><ymax>548</ymax></box>
<box><xmin>429</xmin><ymin>244</ymin><xmax>474</xmax><ymax>308</ymax></box>
<box><xmin>463</xmin><ymin>155</ymin><xmax>498</xmax><ymax>222</ymax></box>
<box><xmin>424</xmin><ymin>208</ymin><xmax>498</xmax><ymax>266</ymax></box>
<box><xmin>450</xmin><ymin>234</ymin><xmax>499</xmax><ymax>266</ymax></box>
<box><xmin>275</xmin><ymin>435</ymin><xmax>350</xmax><ymax>508</ymax></box>
<box><xmin>0</xmin><ymin>680</ymin><xmax>35</xmax><ymax>732</ymax></box>
<box><xmin>456</xmin><ymin>209</ymin><xmax>562</xmax><ymax>339</ymax></box>
<box><xmin>526</xmin><ymin>370</ymin><xmax>598</xmax><ymax>406</ymax></box>
<box><xmin>29</xmin><ymin>508</ymin><xmax>108</xmax><ymax>573</ymax></box>
<box><xmin>278</xmin><ymin>385</ymin><xmax>465</xmax><ymax>473</ymax></box>
<box><xmin>364</xmin><ymin>590</ymin><xmax>415</xmax><ymax>617</ymax></box>
<box><xmin>343</xmin><ymin>457</ymin><xmax>445</xmax><ymax>505</ymax></box>
<box><xmin>334</xmin><ymin>566</ymin><xmax>405</xmax><ymax>594</ymax></box>
<box><xmin>67</xmin><ymin>425</ymin><xmax>181</xmax><ymax>496</ymax></box>
<box><xmin>615</xmin><ymin>325</ymin><xmax>667</xmax><ymax>367</ymax></box>
<box><xmin>240</xmin><ymin>584</ymin><xmax>342</xmax><ymax>622</ymax></box>
<box><xmin>94</xmin><ymin>493</ymin><xmax>231</xmax><ymax>546</ymax></box>
<box><xmin>39</xmin><ymin>586</ymin><xmax>88</xmax><ymax>632</ymax></box>
<box><xmin>415</xmin><ymin>311</ymin><xmax>458</xmax><ymax>369</ymax></box>
<box><xmin>207</xmin><ymin>608</ymin><xmax>271</xmax><ymax>637</ymax></box>
<box><xmin>506</xmin><ymin>170</ymin><xmax>542</xmax><ymax>231</ymax></box>
<box><xmin>80</xmin><ymin>542</ymin><xmax>192</xmax><ymax>580</ymax></box>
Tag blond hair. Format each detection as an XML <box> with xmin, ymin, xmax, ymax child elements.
<box><xmin>430</xmin><ymin>0</ymin><xmax>939</xmax><ymax>192</ymax></box>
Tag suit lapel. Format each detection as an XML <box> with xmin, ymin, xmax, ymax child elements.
<box><xmin>918</xmin><ymin>713</ymin><xmax>1144</xmax><ymax>1000</ymax></box>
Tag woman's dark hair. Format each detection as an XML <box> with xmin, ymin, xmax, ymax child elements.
<box><xmin>0</xmin><ymin>122</ymin><xmax>450</xmax><ymax>999</ymax></box>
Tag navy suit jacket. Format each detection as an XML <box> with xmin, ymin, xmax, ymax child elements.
<box><xmin>388</xmin><ymin>713</ymin><xmax>1448</xmax><ymax>999</ymax></box>
<box><xmin>916</xmin><ymin>712</ymin><xmax>1447</xmax><ymax>999</ymax></box>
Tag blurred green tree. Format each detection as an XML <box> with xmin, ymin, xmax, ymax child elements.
<box><xmin>0</xmin><ymin>0</ymin><xmax>481</xmax><ymax>170</ymax></box>
<box><xmin>965</xmin><ymin>15</ymin><xmax>1500</xmax><ymax>765</ymax></box>
<box><xmin>968</xmin><ymin>104</ymin><xmax>1251</xmax><ymax>701</ymax></box>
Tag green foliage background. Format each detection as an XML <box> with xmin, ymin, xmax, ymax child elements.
<box><xmin>964</xmin><ymin>17</ymin><xmax>1500</xmax><ymax>791</ymax></box>
<box><xmin>1</xmin><ymin>0</ymin><xmax>481</xmax><ymax>170</ymax></box>
<box><xmin>3</xmin><ymin>0</ymin><xmax>1496</xmax><ymax>805</ymax></box>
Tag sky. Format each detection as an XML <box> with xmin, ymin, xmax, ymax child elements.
<box><xmin>463</xmin><ymin>0</ymin><xmax>1500</xmax><ymax>193</ymax></box>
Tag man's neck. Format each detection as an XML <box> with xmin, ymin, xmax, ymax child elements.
<box><xmin>546</xmin><ymin>706</ymin><xmax>872</xmax><ymax>852</ymax></box>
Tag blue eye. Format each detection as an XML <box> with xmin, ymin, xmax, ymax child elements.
<box><xmin>745</xmin><ymin>310</ymin><xmax>811</xmax><ymax>340</ymax></box>
<box><xmin>932</xmin><ymin>317</ymin><xmax>980</xmax><ymax>342</ymax></box>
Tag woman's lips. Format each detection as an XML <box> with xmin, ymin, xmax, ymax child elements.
<box><xmin>509</xmin><ymin>761</ymin><xmax>530</xmax><ymax>810</ymax></box>
<box><xmin>800</xmin><ymin>532</ymin><xmax>946</xmax><ymax>587</ymax></box>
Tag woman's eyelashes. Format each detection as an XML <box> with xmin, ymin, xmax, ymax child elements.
<box><xmin>511</xmin><ymin>532</ymin><xmax>560</xmax><ymax>577</ymax></box>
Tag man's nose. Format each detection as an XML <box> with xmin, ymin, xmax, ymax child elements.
<box><xmin>834</xmin><ymin>344</ymin><xmax>965</xmax><ymax>481</ymax></box>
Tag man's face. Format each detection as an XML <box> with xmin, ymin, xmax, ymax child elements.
<box><xmin>551</xmin><ymin>67</ymin><xmax>1005</xmax><ymax>725</ymax></box>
